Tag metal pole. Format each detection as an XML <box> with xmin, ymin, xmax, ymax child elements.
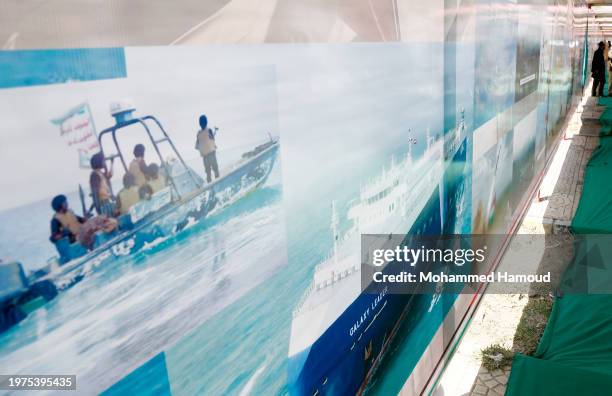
<box><xmin>86</xmin><ymin>102</ymin><xmax>98</xmax><ymax>137</ymax></box>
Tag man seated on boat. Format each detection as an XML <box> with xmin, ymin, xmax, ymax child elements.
<box><xmin>116</xmin><ymin>173</ymin><xmax>140</xmax><ymax>215</ymax></box>
<box><xmin>139</xmin><ymin>184</ymin><xmax>153</xmax><ymax>201</ymax></box>
<box><xmin>49</xmin><ymin>195</ymin><xmax>86</xmax><ymax>244</ymax></box>
<box><xmin>89</xmin><ymin>152</ymin><xmax>115</xmax><ymax>217</ymax></box>
<box><xmin>145</xmin><ymin>163</ymin><xmax>167</xmax><ymax>193</ymax></box>
<box><xmin>129</xmin><ymin>144</ymin><xmax>148</xmax><ymax>186</ymax></box>
<box><xmin>195</xmin><ymin>114</ymin><xmax>220</xmax><ymax>183</ymax></box>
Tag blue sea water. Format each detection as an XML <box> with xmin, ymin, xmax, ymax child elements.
<box><xmin>0</xmin><ymin>138</ymin><xmax>425</xmax><ymax>395</ymax></box>
<box><xmin>0</xmin><ymin>128</ymin><xmax>462</xmax><ymax>395</ymax></box>
<box><xmin>0</xmin><ymin>162</ymin><xmax>287</xmax><ymax>394</ymax></box>
<box><xmin>0</xmin><ymin>195</ymin><xmax>71</xmax><ymax>271</ymax></box>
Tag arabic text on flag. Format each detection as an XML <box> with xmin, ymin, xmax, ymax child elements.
<box><xmin>52</xmin><ymin>102</ymin><xmax>99</xmax><ymax>168</ymax></box>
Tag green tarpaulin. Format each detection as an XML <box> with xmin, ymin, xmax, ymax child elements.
<box><xmin>506</xmin><ymin>102</ymin><xmax>612</xmax><ymax>395</ymax></box>
<box><xmin>506</xmin><ymin>244</ymin><xmax>612</xmax><ymax>395</ymax></box>
<box><xmin>507</xmin><ymin>291</ymin><xmax>612</xmax><ymax>395</ymax></box>
<box><xmin>599</xmin><ymin>108</ymin><xmax>612</xmax><ymax>136</ymax></box>
<box><xmin>507</xmin><ymin>354</ymin><xmax>612</xmax><ymax>395</ymax></box>
<box><xmin>571</xmin><ymin>139</ymin><xmax>612</xmax><ymax>233</ymax></box>
<box><xmin>597</xmin><ymin>96</ymin><xmax>612</xmax><ymax>106</ymax></box>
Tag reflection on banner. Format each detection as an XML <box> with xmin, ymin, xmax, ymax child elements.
<box><xmin>51</xmin><ymin>102</ymin><xmax>100</xmax><ymax>168</ymax></box>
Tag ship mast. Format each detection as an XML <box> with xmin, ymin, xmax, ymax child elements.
<box><xmin>331</xmin><ymin>200</ymin><xmax>340</xmax><ymax>265</ymax></box>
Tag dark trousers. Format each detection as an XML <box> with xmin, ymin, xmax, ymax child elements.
<box><xmin>203</xmin><ymin>151</ymin><xmax>220</xmax><ymax>183</ymax></box>
<box><xmin>593</xmin><ymin>75</ymin><xmax>605</xmax><ymax>97</ymax></box>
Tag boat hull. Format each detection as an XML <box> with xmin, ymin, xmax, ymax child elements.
<box><xmin>51</xmin><ymin>142</ymin><xmax>280</xmax><ymax>290</ymax></box>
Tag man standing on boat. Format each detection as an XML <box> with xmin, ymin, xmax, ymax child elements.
<box><xmin>89</xmin><ymin>152</ymin><xmax>115</xmax><ymax>216</ymax></box>
<box><xmin>195</xmin><ymin>114</ymin><xmax>220</xmax><ymax>183</ymax></box>
<box><xmin>129</xmin><ymin>144</ymin><xmax>148</xmax><ymax>186</ymax></box>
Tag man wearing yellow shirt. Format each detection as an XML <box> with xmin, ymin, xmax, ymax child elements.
<box><xmin>116</xmin><ymin>173</ymin><xmax>140</xmax><ymax>215</ymax></box>
<box><xmin>146</xmin><ymin>163</ymin><xmax>167</xmax><ymax>193</ymax></box>
<box><xmin>129</xmin><ymin>144</ymin><xmax>148</xmax><ymax>186</ymax></box>
<box><xmin>195</xmin><ymin>114</ymin><xmax>220</xmax><ymax>183</ymax></box>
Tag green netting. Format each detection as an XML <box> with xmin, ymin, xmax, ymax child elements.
<box><xmin>506</xmin><ymin>105</ymin><xmax>612</xmax><ymax>393</ymax></box>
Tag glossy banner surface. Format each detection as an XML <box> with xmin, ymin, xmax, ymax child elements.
<box><xmin>0</xmin><ymin>1</ymin><xmax>602</xmax><ymax>395</ymax></box>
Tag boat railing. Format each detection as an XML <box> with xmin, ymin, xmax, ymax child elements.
<box><xmin>292</xmin><ymin>262</ymin><xmax>360</xmax><ymax>317</ymax></box>
<box><xmin>310</xmin><ymin>227</ymin><xmax>356</xmax><ymax>273</ymax></box>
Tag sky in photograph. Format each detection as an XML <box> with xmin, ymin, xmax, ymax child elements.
<box><xmin>0</xmin><ymin>48</ymin><xmax>279</xmax><ymax>211</ymax></box>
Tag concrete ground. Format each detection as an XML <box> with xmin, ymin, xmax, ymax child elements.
<box><xmin>432</xmin><ymin>90</ymin><xmax>599</xmax><ymax>396</ymax></box>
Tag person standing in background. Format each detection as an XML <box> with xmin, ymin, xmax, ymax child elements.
<box><xmin>195</xmin><ymin>114</ymin><xmax>220</xmax><ymax>183</ymax></box>
<box><xmin>607</xmin><ymin>41</ymin><xmax>612</xmax><ymax>96</ymax></box>
<box><xmin>592</xmin><ymin>41</ymin><xmax>606</xmax><ymax>97</ymax></box>
<box><xmin>129</xmin><ymin>144</ymin><xmax>148</xmax><ymax>186</ymax></box>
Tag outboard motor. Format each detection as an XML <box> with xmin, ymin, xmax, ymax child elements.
<box><xmin>0</xmin><ymin>262</ymin><xmax>58</xmax><ymax>333</ymax></box>
<box><xmin>0</xmin><ymin>262</ymin><xmax>28</xmax><ymax>306</ymax></box>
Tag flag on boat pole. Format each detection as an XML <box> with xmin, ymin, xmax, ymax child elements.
<box><xmin>51</xmin><ymin>102</ymin><xmax>100</xmax><ymax>168</ymax></box>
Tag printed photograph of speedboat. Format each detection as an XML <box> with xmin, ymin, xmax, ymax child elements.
<box><xmin>0</xmin><ymin>47</ymin><xmax>286</xmax><ymax>393</ymax></box>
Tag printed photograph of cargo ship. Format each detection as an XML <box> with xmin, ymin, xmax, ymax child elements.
<box><xmin>287</xmin><ymin>114</ymin><xmax>469</xmax><ymax>395</ymax></box>
<box><xmin>0</xmin><ymin>48</ymin><xmax>287</xmax><ymax>392</ymax></box>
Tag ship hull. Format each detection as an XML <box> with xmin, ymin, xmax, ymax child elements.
<box><xmin>288</xmin><ymin>185</ymin><xmax>442</xmax><ymax>396</ymax></box>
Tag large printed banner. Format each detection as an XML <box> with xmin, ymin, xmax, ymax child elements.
<box><xmin>51</xmin><ymin>102</ymin><xmax>100</xmax><ymax>168</ymax></box>
<box><xmin>0</xmin><ymin>1</ymin><xmax>595</xmax><ymax>396</ymax></box>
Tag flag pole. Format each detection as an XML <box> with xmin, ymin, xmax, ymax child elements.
<box><xmin>86</xmin><ymin>102</ymin><xmax>98</xmax><ymax>138</ymax></box>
